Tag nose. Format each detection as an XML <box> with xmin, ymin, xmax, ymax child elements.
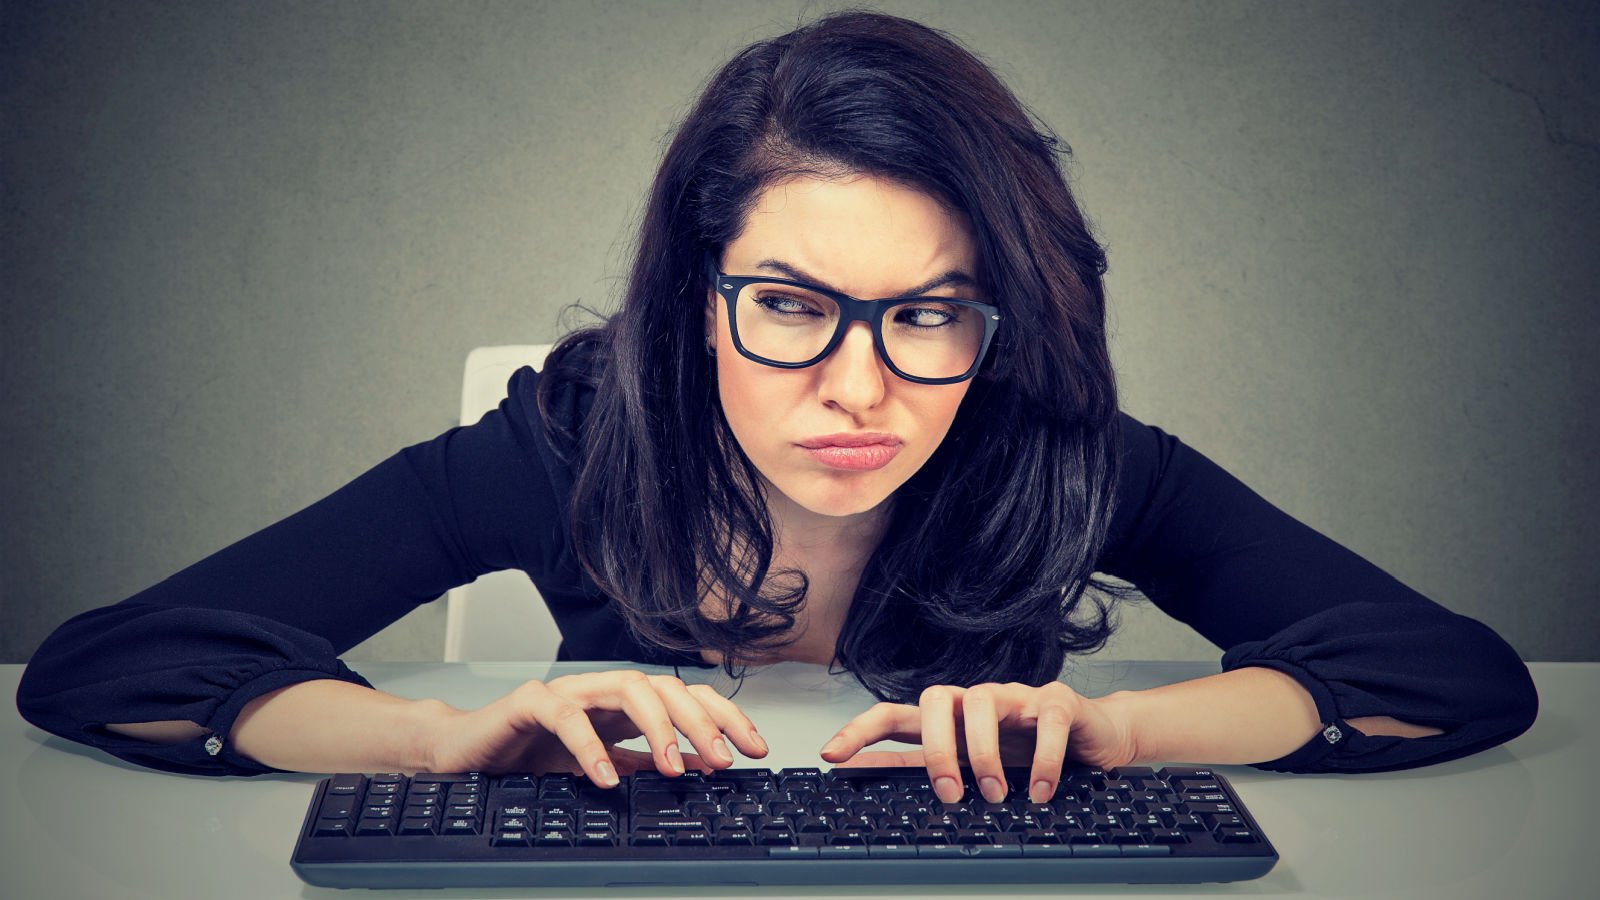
<box><xmin>816</xmin><ymin>321</ymin><xmax>887</xmax><ymax>414</ymax></box>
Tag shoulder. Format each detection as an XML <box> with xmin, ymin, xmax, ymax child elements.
<box><xmin>503</xmin><ymin>334</ymin><xmax>607</xmax><ymax>456</ymax></box>
<box><xmin>1101</xmin><ymin>410</ymin><xmax>1193</xmax><ymax>565</ymax></box>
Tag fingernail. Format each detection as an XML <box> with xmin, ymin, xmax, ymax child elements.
<box><xmin>821</xmin><ymin>735</ymin><xmax>843</xmax><ymax>754</ymax></box>
<box><xmin>980</xmin><ymin>776</ymin><xmax>1004</xmax><ymax>803</ymax></box>
<box><xmin>749</xmin><ymin>729</ymin><xmax>768</xmax><ymax>754</ymax></box>
<box><xmin>1032</xmin><ymin>780</ymin><xmax>1053</xmax><ymax>803</ymax></box>
<box><xmin>935</xmin><ymin>776</ymin><xmax>961</xmax><ymax>803</ymax></box>
<box><xmin>713</xmin><ymin>736</ymin><xmax>732</xmax><ymax>762</ymax></box>
<box><xmin>596</xmin><ymin>760</ymin><xmax>618</xmax><ymax>788</ymax></box>
<box><xmin>666</xmin><ymin>744</ymin><xmax>685</xmax><ymax>775</ymax></box>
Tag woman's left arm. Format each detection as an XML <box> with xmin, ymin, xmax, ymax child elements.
<box><xmin>829</xmin><ymin>413</ymin><xmax>1538</xmax><ymax>787</ymax></box>
<box><xmin>1089</xmin><ymin>412</ymin><xmax>1538</xmax><ymax>773</ymax></box>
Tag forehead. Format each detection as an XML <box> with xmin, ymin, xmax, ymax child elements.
<box><xmin>728</xmin><ymin>174</ymin><xmax>978</xmax><ymax>295</ymax></box>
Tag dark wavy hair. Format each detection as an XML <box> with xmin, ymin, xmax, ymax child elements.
<box><xmin>538</xmin><ymin>9</ymin><xmax>1138</xmax><ymax>703</ymax></box>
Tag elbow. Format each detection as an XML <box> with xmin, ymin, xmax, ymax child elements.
<box><xmin>1455</xmin><ymin>613</ymin><xmax>1539</xmax><ymax>749</ymax></box>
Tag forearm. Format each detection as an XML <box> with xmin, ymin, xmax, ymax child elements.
<box><xmin>108</xmin><ymin>679</ymin><xmax>450</xmax><ymax>774</ymax></box>
<box><xmin>1101</xmin><ymin>666</ymin><xmax>1448</xmax><ymax>766</ymax></box>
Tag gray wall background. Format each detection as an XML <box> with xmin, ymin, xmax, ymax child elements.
<box><xmin>3</xmin><ymin>0</ymin><xmax>1596</xmax><ymax>667</ymax></box>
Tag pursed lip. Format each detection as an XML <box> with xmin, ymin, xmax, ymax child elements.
<box><xmin>795</xmin><ymin>432</ymin><xmax>904</xmax><ymax>449</ymax></box>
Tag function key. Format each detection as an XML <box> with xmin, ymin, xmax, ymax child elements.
<box><xmin>327</xmin><ymin>774</ymin><xmax>365</xmax><ymax>796</ymax></box>
<box><xmin>316</xmin><ymin>795</ymin><xmax>357</xmax><ymax>820</ymax></box>
<box><xmin>539</xmin><ymin>775</ymin><xmax>577</xmax><ymax>800</ymax></box>
<box><xmin>313</xmin><ymin>818</ymin><xmax>353</xmax><ymax>838</ymax></box>
<box><xmin>498</xmin><ymin>775</ymin><xmax>537</xmax><ymax>790</ymax></box>
<box><xmin>398</xmin><ymin>817</ymin><xmax>437</xmax><ymax>836</ymax></box>
<box><xmin>355</xmin><ymin>817</ymin><xmax>395</xmax><ymax>837</ymax></box>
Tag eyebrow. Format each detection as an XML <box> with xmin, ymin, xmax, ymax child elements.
<box><xmin>753</xmin><ymin>258</ymin><xmax>980</xmax><ymax>298</ymax></box>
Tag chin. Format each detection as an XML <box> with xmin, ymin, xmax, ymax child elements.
<box><xmin>785</xmin><ymin>477</ymin><xmax>898</xmax><ymax>519</ymax></box>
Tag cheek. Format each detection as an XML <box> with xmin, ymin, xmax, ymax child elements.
<box><xmin>910</xmin><ymin>387</ymin><xmax>970</xmax><ymax>445</ymax></box>
<box><xmin>715</xmin><ymin>354</ymin><xmax>791</xmax><ymax>441</ymax></box>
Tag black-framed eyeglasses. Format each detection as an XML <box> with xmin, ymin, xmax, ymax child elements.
<box><xmin>706</xmin><ymin>258</ymin><xmax>1001</xmax><ymax>385</ymax></box>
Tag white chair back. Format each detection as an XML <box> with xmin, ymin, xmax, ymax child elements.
<box><xmin>442</xmin><ymin>345</ymin><xmax>560</xmax><ymax>661</ymax></box>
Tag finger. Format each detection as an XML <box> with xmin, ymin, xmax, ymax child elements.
<box><xmin>962</xmin><ymin>684</ymin><xmax>1011</xmax><ymax>803</ymax></box>
<box><xmin>832</xmin><ymin>748</ymin><xmax>925</xmax><ymax>769</ymax></box>
<box><xmin>650</xmin><ymin>676</ymin><xmax>737</xmax><ymax>769</ymax></box>
<box><xmin>599</xmin><ymin>745</ymin><xmax>718</xmax><ymax>776</ymax></box>
<box><xmin>819</xmin><ymin>702</ymin><xmax>919</xmax><ymax>763</ymax></box>
<box><xmin>512</xmin><ymin>681</ymin><xmax>619</xmax><ymax>788</ymax></box>
<box><xmin>919</xmin><ymin>685</ymin><xmax>966</xmax><ymax>804</ymax></box>
<box><xmin>614</xmin><ymin>674</ymin><xmax>691</xmax><ymax>777</ymax></box>
<box><xmin>685</xmin><ymin>683</ymin><xmax>769</xmax><ymax>759</ymax></box>
<box><xmin>1029</xmin><ymin>684</ymin><xmax>1075</xmax><ymax>804</ymax></box>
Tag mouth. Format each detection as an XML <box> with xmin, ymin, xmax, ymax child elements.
<box><xmin>795</xmin><ymin>433</ymin><xmax>905</xmax><ymax>471</ymax></box>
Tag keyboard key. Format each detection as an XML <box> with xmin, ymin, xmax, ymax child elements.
<box><xmin>317</xmin><ymin>795</ymin><xmax>357</xmax><ymax>820</ymax></box>
<box><xmin>634</xmin><ymin>815</ymin><xmax>708</xmax><ymax>831</ymax></box>
<box><xmin>964</xmin><ymin>844</ymin><xmax>1022</xmax><ymax>858</ymax></box>
<box><xmin>313</xmin><ymin>817</ymin><xmax>352</xmax><ymax>838</ymax></box>
<box><xmin>398</xmin><ymin>817</ymin><xmax>436</xmax><ymax>836</ymax></box>
<box><xmin>327</xmin><ymin>774</ymin><xmax>365</xmax><ymax>796</ymax></box>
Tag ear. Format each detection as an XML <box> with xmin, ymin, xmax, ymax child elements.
<box><xmin>704</xmin><ymin>285</ymin><xmax>719</xmax><ymax>345</ymax></box>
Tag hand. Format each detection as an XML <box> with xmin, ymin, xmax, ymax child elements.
<box><xmin>818</xmin><ymin>682</ymin><xmax>1137</xmax><ymax>805</ymax></box>
<box><xmin>423</xmin><ymin>671</ymin><xmax>768</xmax><ymax>786</ymax></box>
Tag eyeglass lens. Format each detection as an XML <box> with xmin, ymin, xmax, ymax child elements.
<box><xmin>734</xmin><ymin>282</ymin><xmax>983</xmax><ymax>380</ymax></box>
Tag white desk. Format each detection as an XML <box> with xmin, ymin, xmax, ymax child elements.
<box><xmin>2</xmin><ymin>660</ymin><xmax>1592</xmax><ymax>899</ymax></box>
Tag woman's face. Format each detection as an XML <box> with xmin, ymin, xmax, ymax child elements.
<box><xmin>710</xmin><ymin>173</ymin><xmax>981</xmax><ymax>528</ymax></box>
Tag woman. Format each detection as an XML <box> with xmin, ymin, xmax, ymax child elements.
<box><xmin>16</xmin><ymin>11</ymin><xmax>1536</xmax><ymax>806</ymax></box>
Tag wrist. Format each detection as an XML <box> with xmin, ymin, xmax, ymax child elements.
<box><xmin>1094</xmin><ymin>690</ymin><xmax>1150</xmax><ymax>767</ymax></box>
<box><xmin>408</xmin><ymin>698</ymin><xmax>460</xmax><ymax>774</ymax></box>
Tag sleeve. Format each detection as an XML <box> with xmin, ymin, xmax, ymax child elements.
<box><xmin>14</xmin><ymin>366</ymin><xmax>567</xmax><ymax>776</ymax></box>
<box><xmin>1096</xmin><ymin>412</ymin><xmax>1539</xmax><ymax>773</ymax></box>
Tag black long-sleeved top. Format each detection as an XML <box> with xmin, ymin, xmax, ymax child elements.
<box><xmin>15</xmin><ymin>351</ymin><xmax>1538</xmax><ymax>777</ymax></box>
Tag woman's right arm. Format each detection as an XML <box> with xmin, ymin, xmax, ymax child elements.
<box><xmin>14</xmin><ymin>432</ymin><xmax>494</xmax><ymax>776</ymax></box>
<box><xmin>16</xmin><ymin>367</ymin><xmax>569</xmax><ymax>776</ymax></box>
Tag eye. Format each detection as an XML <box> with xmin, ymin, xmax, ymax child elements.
<box><xmin>754</xmin><ymin>291</ymin><xmax>827</xmax><ymax>317</ymax></box>
<box><xmin>893</xmin><ymin>304</ymin><xmax>959</xmax><ymax>328</ymax></box>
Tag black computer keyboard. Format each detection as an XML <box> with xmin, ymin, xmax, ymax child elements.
<box><xmin>291</xmin><ymin>764</ymin><xmax>1278</xmax><ymax>887</ymax></box>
